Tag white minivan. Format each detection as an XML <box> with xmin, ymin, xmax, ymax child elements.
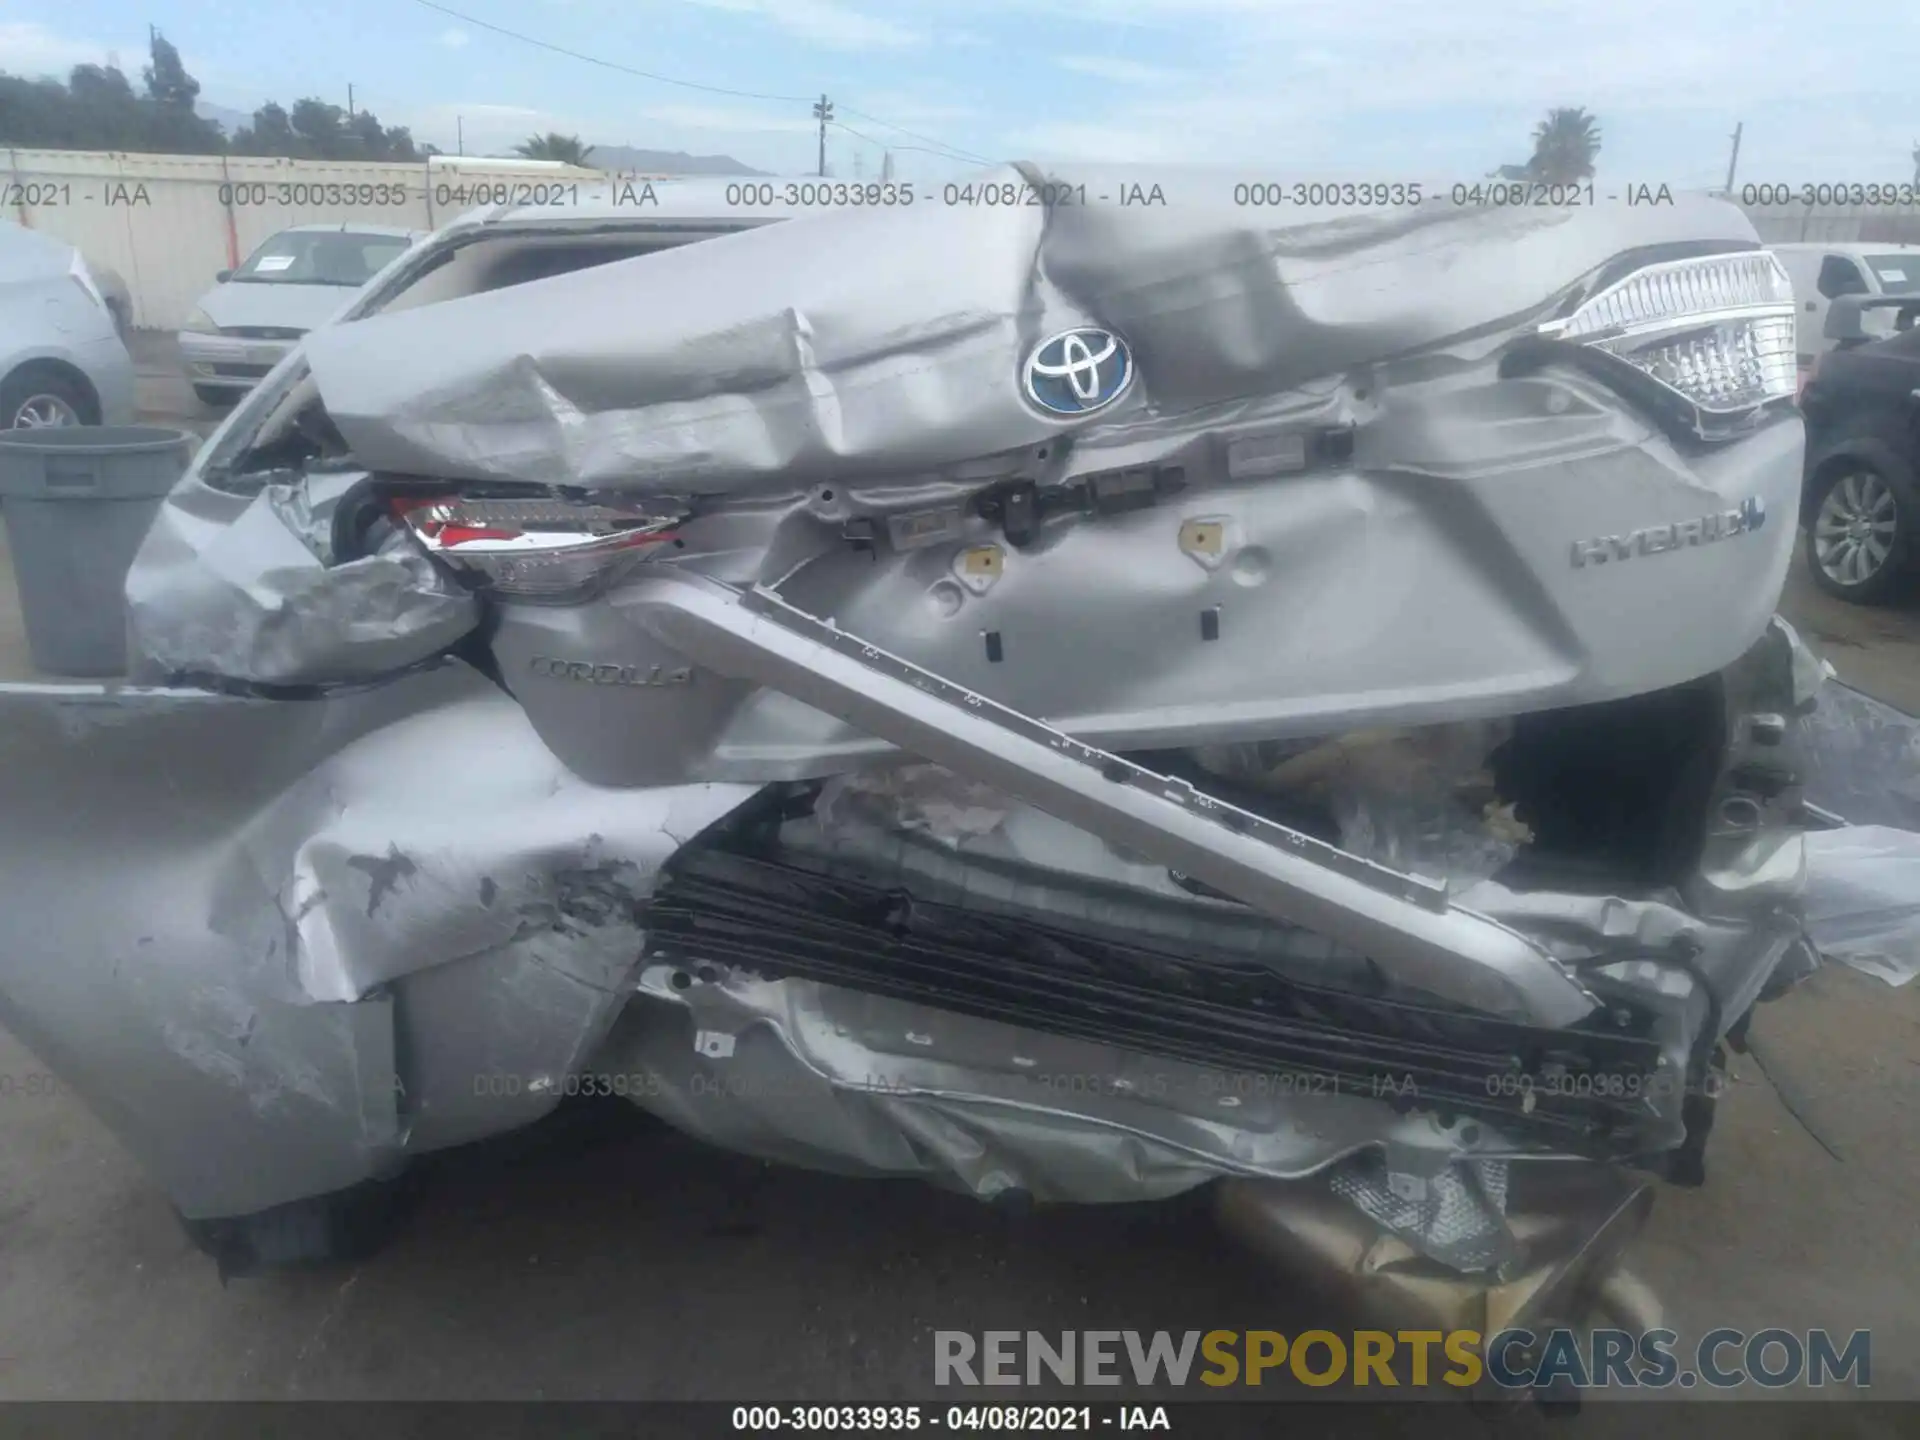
<box><xmin>1772</xmin><ymin>242</ymin><xmax>1920</xmax><ymax>368</ymax></box>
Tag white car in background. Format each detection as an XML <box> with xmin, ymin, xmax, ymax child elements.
<box><xmin>0</xmin><ymin>221</ymin><xmax>137</xmax><ymax>429</ymax></box>
<box><xmin>177</xmin><ymin>223</ymin><xmax>423</xmax><ymax>407</ymax></box>
<box><xmin>1772</xmin><ymin>241</ymin><xmax>1920</xmax><ymax>370</ymax></box>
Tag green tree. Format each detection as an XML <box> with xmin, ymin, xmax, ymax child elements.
<box><xmin>142</xmin><ymin>31</ymin><xmax>200</xmax><ymax>111</ymax></box>
<box><xmin>342</xmin><ymin>109</ymin><xmax>422</xmax><ymax>162</ymax></box>
<box><xmin>65</xmin><ymin>65</ymin><xmax>142</xmax><ymax>148</ymax></box>
<box><xmin>289</xmin><ymin>98</ymin><xmax>347</xmax><ymax>156</ymax></box>
<box><xmin>0</xmin><ymin>74</ymin><xmax>74</xmax><ymax>147</ymax></box>
<box><xmin>0</xmin><ymin>38</ymin><xmax>416</xmax><ymax>161</ymax></box>
<box><xmin>514</xmin><ymin>132</ymin><xmax>594</xmax><ymax>165</ymax></box>
<box><xmin>139</xmin><ymin>32</ymin><xmax>222</xmax><ymax>151</ymax></box>
<box><xmin>230</xmin><ymin>101</ymin><xmax>297</xmax><ymax>156</ymax></box>
<box><xmin>1526</xmin><ymin>107</ymin><xmax>1602</xmax><ymax>184</ymax></box>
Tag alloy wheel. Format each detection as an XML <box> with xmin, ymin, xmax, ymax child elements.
<box><xmin>1812</xmin><ymin>469</ymin><xmax>1900</xmax><ymax>588</ymax></box>
<box><xmin>10</xmin><ymin>393</ymin><xmax>81</xmax><ymax>429</ymax></box>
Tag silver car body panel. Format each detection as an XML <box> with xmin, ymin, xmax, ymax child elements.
<box><xmin>602</xmin><ymin>963</ymin><xmax>1519</xmax><ymax>1205</ymax></box>
<box><xmin>477</xmin><ymin>392</ymin><xmax>1801</xmax><ymax>784</ymax></box>
<box><xmin>0</xmin><ymin>220</ymin><xmax>138</xmax><ymax>423</ymax></box>
<box><xmin>620</xmin><ymin>571</ymin><xmax>1599</xmax><ymax>1028</ymax></box>
<box><xmin>297</xmin><ymin>165</ymin><xmax>1766</xmax><ymax>497</ymax></box>
<box><xmin>0</xmin><ymin>612</ymin><xmax>1815</xmax><ymax>1219</ymax></box>
<box><xmin>126</xmin><ymin>468</ymin><xmax>481</xmax><ymax>687</ymax></box>
<box><xmin>131</xmin><ymin>171</ymin><xmax>1803</xmax><ymax>755</ymax></box>
<box><xmin>0</xmin><ymin>167</ymin><xmax>1827</xmax><ymax>1231</ymax></box>
<box><xmin>0</xmin><ymin>667</ymin><xmax>757</xmax><ymax>1218</ymax></box>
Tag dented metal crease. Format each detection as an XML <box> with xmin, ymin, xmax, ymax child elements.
<box><xmin>0</xmin><ymin>167</ymin><xmax>1844</xmax><ymax>1236</ymax></box>
<box><xmin>293</xmin><ymin>166</ymin><xmax>1766</xmax><ymax>495</ymax></box>
<box><xmin>126</xmin><ymin>467</ymin><xmax>480</xmax><ymax>686</ymax></box>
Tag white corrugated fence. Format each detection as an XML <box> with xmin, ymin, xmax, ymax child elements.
<box><xmin>3</xmin><ymin>148</ymin><xmax>611</xmax><ymax>329</ymax></box>
<box><xmin>13</xmin><ymin>148</ymin><xmax>1920</xmax><ymax>330</ymax></box>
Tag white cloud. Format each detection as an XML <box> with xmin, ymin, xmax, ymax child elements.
<box><xmin>983</xmin><ymin>0</ymin><xmax>1920</xmax><ymax>178</ymax></box>
<box><xmin>0</xmin><ymin>20</ymin><xmax>119</xmax><ymax>76</ymax></box>
<box><xmin>438</xmin><ymin>28</ymin><xmax>471</xmax><ymax>48</ymax></box>
<box><xmin>672</xmin><ymin>0</ymin><xmax>924</xmax><ymax>49</ymax></box>
<box><xmin>431</xmin><ymin>102</ymin><xmax>549</xmax><ymax>119</ymax></box>
<box><xmin>1058</xmin><ymin>55</ymin><xmax>1188</xmax><ymax>85</ymax></box>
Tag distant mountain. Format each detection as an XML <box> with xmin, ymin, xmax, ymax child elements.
<box><xmin>586</xmin><ymin>144</ymin><xmax>764</xmax><ymax>176</ymax></box>
<box><xmin>194</xmin><ymin>100</ymin><xmax>253</xmax><ymax>136</ymax></box>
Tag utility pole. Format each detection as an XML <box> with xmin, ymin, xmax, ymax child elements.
<box><xmin>347</xmin><ymin>84</ymin><xmax>355</xmax><ymax>119</ymax></box>
<box><xmin>853</xmin><ymin>151</ymin><xmax>864</xmax><ymax>181</ymax></box>
<box><xmin>457</xmin><ymin>115</ymin><xmax>464</xmax><ymax>155</ymax></box>
<box><xmin>881</xmin><ymin>149</ymin><xmax>895</xmax><ymax>184</ymax></box>
<box><xmin>812</xmin><ymin>94</ymin><xmax>833</xmax><ymax>177</ymax></box>
<box><xmin>1723</xmin><ymin>121</ymin><xmax>1743</xmax><ymax>196</ymax></box>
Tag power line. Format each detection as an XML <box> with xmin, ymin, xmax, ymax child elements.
<box><xmin>830</xmin><ymin>118</ymin><xmax>983</xmax><ymax>166</ymax></box>
<box><xmin>836</xmin><ymin>105</ymin><xmax>993</xmax><ymax>166</ymax></box>
<box><xmin>407</xmin><ymin>0</ymin><xmax>812</xmax><ymax>102</ymax></box>
<box><xmin>406</xmin><ymin>0</ymin><xmax>992</xmax><ymax>165</ymax></box>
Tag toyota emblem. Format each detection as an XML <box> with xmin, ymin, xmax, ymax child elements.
<box><xmin>1022</xmin><ymin>327</ymin><xmax>1135</xmax><ymax>417</ymax></box>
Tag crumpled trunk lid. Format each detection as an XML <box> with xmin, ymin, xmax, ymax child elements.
<box><xmin>294</xmin><ymin>163</ymin><xmax>1765</xmax><ymax>495</ymax></box>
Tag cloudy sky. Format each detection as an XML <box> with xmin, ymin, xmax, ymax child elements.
<box><xmin>3</xmin><ymin>1</ymin><xmax>1915</xmax><ymax>185</ymax></box>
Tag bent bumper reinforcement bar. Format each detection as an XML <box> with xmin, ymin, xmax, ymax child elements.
<box><xmin>620</xmin><ymin>575</ymin><xmax>1601</xmax><ymax>1028</ymax></box>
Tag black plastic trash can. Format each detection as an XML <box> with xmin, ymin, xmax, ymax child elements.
<box><xmin>0</xmin><ymin>425</ymin><xmax>194</xmax><ymax>677</ymax></box>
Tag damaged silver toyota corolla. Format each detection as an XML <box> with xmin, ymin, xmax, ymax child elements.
<box><xmin>0</xmin><ymin>167</ymin><xmax>1821</xmax><ymax>1344</ymax></box>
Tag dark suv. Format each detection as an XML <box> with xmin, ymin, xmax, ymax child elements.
<box><xmin>1798</xmin><ymin>296</ymin><xmax>1920</xmax><ymax>603</ymax></box>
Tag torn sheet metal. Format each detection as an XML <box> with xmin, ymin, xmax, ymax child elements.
<box><xmin>0</xmin><ymin>670</ymin><xmax>756</xmax><ymax>1217</ymax></box>
<box><xmin>600</xmin><ymin>963</ymin><xmax>1516</xmax><ymax>1206</ymax></box>
<box><xmin>125</xmin><ymin>467</ymin><xmax>479</xmax><ymax>686</ymax></box>
<box><xmin>231</xmin><ymin>688</ymin><xmax>758</xmax><ymax>1005</ymax></box>
<box><xmin>1802</xmin><ymin>825</ymin><xmax>1920</xmax><ymax>987</ymax></box>
<box><xmin>136</xmin><ymin>171</ymin><xmax>1804</xmax><ymax>734</ymax></box>
<box><xmin>296</xmin><ymin>165</ymin><xmax>1765</xmax><ymax>494</ymax></box>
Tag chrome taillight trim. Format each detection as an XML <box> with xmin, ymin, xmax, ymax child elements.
<box><xmin>1539</xmin><ymin>252</ymin><xmax>1794</xmax><ymax>343</ymax></box>
<box><xmin>395</xmin><ymin>494</ymin><xmax>687</xmax><ymax>603</ymax></box>
<box><xmin>1538</xmin><ymin>251</ymin><xmax>1798</xmax><ymax>421</ymax></box>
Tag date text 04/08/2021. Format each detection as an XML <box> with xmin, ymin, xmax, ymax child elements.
<box><xmin>731</xmin><ymin>1406</ymin><xmax>1171</xmax><ymax>1432</ymax></box>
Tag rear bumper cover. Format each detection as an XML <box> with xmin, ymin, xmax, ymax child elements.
<box><xmin>0</xmin><ymin>611</ymin><xmax>1815</xmax><ymax>1221</ymax></box>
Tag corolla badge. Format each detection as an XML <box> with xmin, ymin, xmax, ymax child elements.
<box><xmin>1022</xmin><ymin>327</ymin><xmax>1135</xmax><ymax>417</ymax></box>
<box><xmin>528</xmin><ymin>656</ymin><xmax>692</xmax><ymax>687</ymax></box>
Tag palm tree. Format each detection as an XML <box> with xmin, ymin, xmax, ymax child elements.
<box><xmin>1526</xmin><ymin>108</ymin><xmax>1602</xmax><ymax>184</ymax></box>
<box><xmin>514</xmin><ymin>132</ymin><xmax>595</xmax><ymax>166</ymax></box>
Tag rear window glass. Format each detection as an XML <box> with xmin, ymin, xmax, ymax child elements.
<box><xmin>1866</xmin><ymin>256</ymin><xmax>1920</xmax><ymax>294</ymax></box>
<box><xmin>232</xmin><ymin>231</ymin><xmax>414</xmax><ymax>287</ymax></box>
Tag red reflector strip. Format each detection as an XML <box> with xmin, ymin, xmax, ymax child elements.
<box><xmin>438</xmin><ymin>524</ymin><xmax>524</xmax><ymax>546</ymax></box>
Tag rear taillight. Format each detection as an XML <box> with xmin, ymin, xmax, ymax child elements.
<box><xmin>394</xmin><ymin>495</ymin><xmax>684</xmax><ymax>603</ymax></box>
<box><xmin>1539</xmin><ymin>251</ymin><xmax>1797</xmax><ymax>416</ymax></box>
